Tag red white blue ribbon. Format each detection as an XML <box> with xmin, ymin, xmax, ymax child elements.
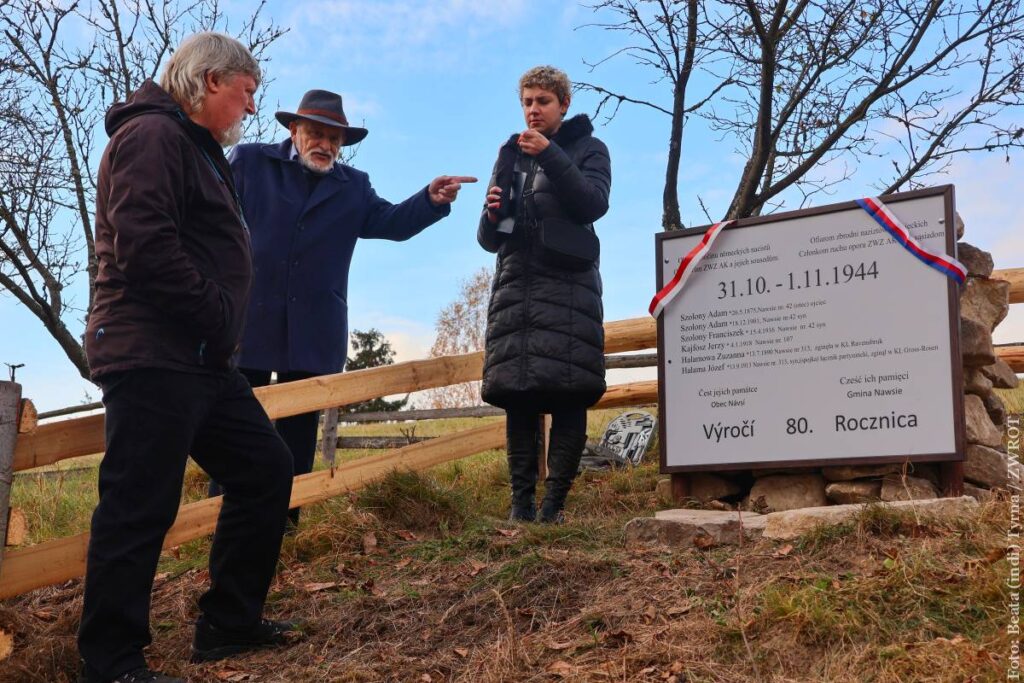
<box><xmin>650</xmin><ymin>221</ymin><xmax>734</xmax><ymax>318</ymax></box>
<box><xmin>856</xmin><ymin>197</ymin><xmax>966</xmax><ymax>284</ymax></box>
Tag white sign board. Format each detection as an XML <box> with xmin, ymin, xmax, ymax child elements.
<box><xmin>656</xmin><ymin>186</ymin><xmax>964</xmax><ymax>471</ymax></box>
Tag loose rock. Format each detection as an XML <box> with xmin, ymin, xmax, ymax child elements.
<box><xmin>822</xmin><ymin>464</ymin><xmax>906</xmax><ymax>481</ymax></box>
<box><xmin>983</xmin><ymin>392</ymin><xmax>1007</xmax><ymax>428</ymax></box>
<box><xmin>761</xmin><ymin>497</ymin><xmax>979</xmax><ymax>540</ymax></box>
<box><xmin>981</xmin><ymin>358</ymin><xmax>1020</xmax><ymax>389</ymax></box>
<box><xmin>748</xmin><ymin>473</ymin><xmax>828</xmax><ymax>512</ymax></box>
<box><xmin>960</xmin><ymin>277</ymin><xmax>1010</xmax><ymax>331</ymax></box>
<box><xmin>624</xmin><ymin>509</ymin><xmax>766</xmax><ymax>548</ymax></box>
<box><xmin>961</xmin><ymin>318</ymin><xmax>996</xmax><ymax>368</ymax></box>
<box><xmin>689</xmin><ymin>473</ymin><xmax>743</xmax><ymax>502</ymax></box>
<box><xmin>880</xmin><ymin>474</ymin><xmax>938</xmax><ymax>501</ymax></box>
<box><xmin>956</xmin><ymin>242</ymin><xmax>994</xmax><ymax>278</ymax></box>
<box><xmin>965</xmin><ymin>444</ymin><xmax>1009</xmax><ymax>489</ymax></box>
<box><xmin>963</xmin><ymin>368</ymin><xmax>994</xmax><ymax>397</ymax></box>
<box><xmin>825</xmin><ymin>480</ymin><xmax>882</xmax><ymax>504</ymax></box>
<box><xmin>965</xmin><ymin>393</ymin><xmax>1004</xmax><ymax>448</ymax></box>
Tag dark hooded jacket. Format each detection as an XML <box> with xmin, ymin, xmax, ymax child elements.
<box><xmin>85</xmin><ymin>80</ymin><xmax>252</xmax><ymax>379</ymax></box>
<box><xmin>477</xmin><ymin>114</ymin><xmax>611</xmax><ymax>412</ymax></box>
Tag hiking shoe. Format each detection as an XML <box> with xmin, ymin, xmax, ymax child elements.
<box><xmin>538</xmin><ymin>504</ymin><xmax>565</xmax><ymax>524</ymax></box>
<box><xmin>508</xmin><ymin>504</ymin><xmax>536</xmax><ymax>522</ymax></box>
<box><xmin>191</xmin><ymin>618</ymin><xmax>300</xmax><ymax>663</ymax></box>
<box><xmin>78</xmin><ymin>668</ymin><xmax>185</xmax><ymax>683</ymax></box>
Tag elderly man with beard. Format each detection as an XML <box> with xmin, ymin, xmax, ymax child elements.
<box><xmin>79</xmin><ymin>33</ymin><xmax>298</xmax><ymax>683</ymax></box>
<box><xmin>209</xmin><ymin>90</ymin><xmax>475</xmax><ymax>524</ymax></box>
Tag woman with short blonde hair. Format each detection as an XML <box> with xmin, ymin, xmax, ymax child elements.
<box><xmin>478</xmin><ymin>65</ymin><xmax>612</xmax><ymax>523</ymax></box>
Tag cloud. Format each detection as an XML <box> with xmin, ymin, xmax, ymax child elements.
<box><xmin>346</xmin><ymin>314</ymin><xmax>435</xmax><ymax>363</ymax></box>
<box><xmin>283</xmin><ymin>0</ymin><xmax>534</xmax><ymax>70</ymax></box>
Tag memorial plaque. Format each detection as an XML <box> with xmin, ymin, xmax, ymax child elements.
<box><xmin>656</xmin><ymin>185</ymin><xmax>964</xmax><ymax>471</ymax></box>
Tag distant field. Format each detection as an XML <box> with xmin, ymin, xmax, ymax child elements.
<box><xmin>9</xmin><ymin>408</ymin><xmax>639</xmax><ymax>547</ymax></box>
<box><xmin>996</xmin><ymin>384</ymin><xmax>1024</xmax><ymax>414</ymax></box>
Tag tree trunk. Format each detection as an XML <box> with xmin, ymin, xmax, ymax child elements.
<box><xmin>662</xmin><ymin>0</ymin><xmax>699</xmax><ymax>231</ymax></box>
<box><xmin>46</xmin><ymin>314</ymin><xmax>89</xmax><ymax>380</ymax></box>
<box><xmin>662</xmin><ymin>84</ymin><xmax>685</xmax><ymax>231</ymax></box>
<box><xmin>0</xmin><ymin>381</ymin><xmax>22</xmax><ymax>567</ymax></box>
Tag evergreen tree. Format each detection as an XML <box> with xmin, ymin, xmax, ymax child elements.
<box><xmin>344</xmin><ymin>329</ymin><xmax>409</xmax><ymax>413</ymax></box>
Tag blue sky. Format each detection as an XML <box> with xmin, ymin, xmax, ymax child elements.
<box><xmin>3</xmin><ymin>0</ymin><xmax>1023</xmax><ymax>410</ymax></box>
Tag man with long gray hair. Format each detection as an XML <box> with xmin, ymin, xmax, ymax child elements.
<box><xmin>78</xmin><ymin>32</ymin><xmax>297</xmax><ymax>683</ymax></box>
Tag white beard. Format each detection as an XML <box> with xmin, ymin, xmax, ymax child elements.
<box><xmin>297</xmin><ymin>152</ymin><xmax>333</xmax><ymax>175</ymax></box>
<box><xmin>220</xmin><ymin>119</ymin><xmax>244</xmax><ymax>147</ymax></box>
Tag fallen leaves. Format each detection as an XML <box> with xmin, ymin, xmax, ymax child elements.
<box><xmin>362</xmin><ymin>531</ymin><xmax>379</xmax><ymax>555</ymax></box>
<box><xmin>215</xmin><ymin>668</ymin><xmax>257</xmax><ymax>681</ymax></box>
<box><xmin>773</xmin><ymin>543</ymin><xmax>794</xmax><ymax>558</ymax></box>
<box><xmin>0</xmin><ymin>628</ymin><xmax>12</xmax><ymax>662</ymax></box>
<box><xmin>301</xmin><ymin>582</ymin><xmax>341</xmax><ymax>593</ymax></box>
<box><xmin>666</xmin><ymin>601</ymin><xmax>693</xmax><ymax>617</ymax></box>
<box><xmin>984</xmin><ymin>547</ymin><xmax>1007</xmax><ymax>564</ymax></box>
<box><xmin>692</xmin><ymin>532</ymin><xmax>716</xmax><ymax>549</ymax></box>
<box><xmin>547</xmin><ymin>660</ymin><xmax>575</xmax><ymax>677</ymax></box>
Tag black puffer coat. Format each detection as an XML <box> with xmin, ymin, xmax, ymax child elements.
<box><xmin>478</xmin><ymin>114</ymin><xmax>611</xmax><ymax>412</ymax></box>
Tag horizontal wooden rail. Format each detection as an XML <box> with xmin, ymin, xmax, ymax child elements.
<box><xmin>993</xmin><ymin>268</ymin><xmax>1024</xmax><ymax>304</ymax></box>
<box><xmin>11</xmin><ymin>317</ymin><xmax>658</xmax><ymax>473</ymax></box>
<box><xmin>0</xmin><ymin>379</ymin><xmax>658</xmax><ymax>599</ymax></box>
<box><xmin>998</xmin><ymin>346</ymin><xmax>1024</xmax><ymax>372</ymax></box>
<box><xmin>337</xmin><ymin>436</ymin><xmax>434</xmax><ymax>449</ymax></box>
<box><xmin>339</xmin><ymin>405</ymin><xmax>504</xmax><ymax>424</ymax></box>
<box><xmin>37</xmin><ymin>401</ymin><xmax>102</xmax><ymax>420</ymax></box>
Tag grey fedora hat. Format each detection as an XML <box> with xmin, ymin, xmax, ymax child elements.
<box><xmin>275</xmin><ymin>89</ymin><xmax>368</xmax><ymax>146</ymax></box>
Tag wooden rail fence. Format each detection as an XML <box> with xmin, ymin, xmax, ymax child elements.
<box><xmin>0</xmin><ymin>318</ymin><xmax>656</xmax><ymax>598</ymax></box>
<box><xmin>5</xmin><ymin>261</ymin><xmax>1024</xmax><ymax>599</ymax></box>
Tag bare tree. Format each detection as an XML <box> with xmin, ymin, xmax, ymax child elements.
<box><xmin>424</xmin><ymin>267</ymin><xmax>492</xmax><ymax>410</ymax></box>
<box><xmin>578</xmin><ymin>0</ymin><xmax>734</xmax><ymax>230</ymax></box>
<box><xmin>0</xmin><ymin>0</ymin><xmax>285</xmax><ymax>378</ymax></box>
<box><xmin>579</xmin><ymin>0</ymin><xmax>1024</xmax><ymax>225</ymax></box>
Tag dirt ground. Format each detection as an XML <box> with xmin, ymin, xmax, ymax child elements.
<box><xmin>0</xmin><ymin>469</ymin><xmax>1011</xmax><ymax>683</ymax></box>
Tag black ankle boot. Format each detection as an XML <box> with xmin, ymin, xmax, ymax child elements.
<box><xmin>506</xmin><ymin>417</ymin><xmax>542</xmax><ymax>522</ymax></box>
<box><xmin>539</xmin><ymin>429</ymin><xmax>587</xmax><ymax>523</ymax></box>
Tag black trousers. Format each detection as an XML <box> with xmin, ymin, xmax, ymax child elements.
<box><xmin>506</xmin><ymin>407</ymin><xmax>587</xmax><ymax>439</ymax></box>
<box><xmin>78</xmin><ymin>368</ymin><xmax>293</xmax><ymax>682</ymax></box>
<box><xmin>209</xmin><ymin>369</ymin><xmax>319</xmax><ymax>525</ymax></box>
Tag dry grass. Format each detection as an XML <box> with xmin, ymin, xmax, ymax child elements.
<box><xmin>0</xmin><ymin>410</ymin><xmax>1011</xmax><ymax>682</ymax></box>
<box><xmin>995</xmin><ymin>385</ymin><xmax>1024</xmax><ymax>414</ymax></box>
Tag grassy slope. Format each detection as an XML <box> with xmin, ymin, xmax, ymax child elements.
<box><xmin>0</xmin><ymin>408</ymin><xmax>1011</xmax><ymax>682</ymax></box>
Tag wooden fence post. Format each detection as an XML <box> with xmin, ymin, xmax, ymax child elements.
<box><xmin>538</xmin><ymin>414</ymin><xmax>552</xmax><ymax>481</ymax></box>
<box><xmin>0</xmin><ymin>382</ymin><xmax>22</xmax><ymax>569</ymax></box>
<box><xmin>320</xmin><ymin>407</ymin><xmax>340</xmax><ymax>466</ymax></box>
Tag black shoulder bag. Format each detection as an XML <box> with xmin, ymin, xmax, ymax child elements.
<box><xmin>537</xmin><ymin>217</ymin><xmax>600</xmax><ymax>271</ymax></box>
<box><xmin>522</xmin><ymin>157</ymin><xmax>600</xmax><ymax>272</ymax></box>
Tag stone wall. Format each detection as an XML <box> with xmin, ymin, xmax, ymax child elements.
<box><xmin>659</xmin><ymin>216</ymin><xmax>1020</xmax><ymax>512</ymax></box>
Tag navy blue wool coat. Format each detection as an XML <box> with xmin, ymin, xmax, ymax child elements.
<box><xmin>230</xmin><ymin>140</ymin><xmax>448</xmax><ymax>375</ymax></box>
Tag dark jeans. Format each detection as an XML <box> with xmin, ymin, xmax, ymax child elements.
<box><xmin>78</xmin><ymin>368</ymin><xmax>293</xmax><ymax>682</ymax></box>
<box><xmin>208</xmin><ymin>369</ymin><xmax>319</xmax><ymax>526</ymax></box>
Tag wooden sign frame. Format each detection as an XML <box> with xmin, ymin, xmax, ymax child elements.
<box><xmin>655</xmin><ymin>186</ymin><xmax>965</xmax><ymax>484</ymax></box>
